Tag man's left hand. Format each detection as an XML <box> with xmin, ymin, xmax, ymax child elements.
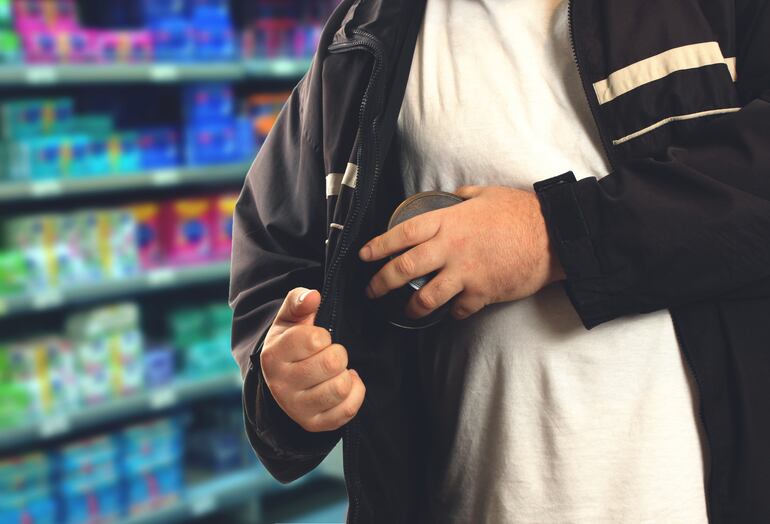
<box><xmin>358</xmin><ymin>185</ymin><xmax>567</xmax><ymax>320</ymax></box>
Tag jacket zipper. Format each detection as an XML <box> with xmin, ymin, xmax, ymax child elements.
<box><xmin>568</xmin><ymin>2</ymin><xmax>715</xmax><ymax>520</ymax></box>
<box><xmin>323</xmin><ymin>30</ymin><xmax>387</xmax><ymax>524</ymax></box>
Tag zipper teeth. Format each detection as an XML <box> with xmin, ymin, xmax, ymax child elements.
<box><xmin>321</xmin><ymin>32</ymin><xmax>385</xmax><ymax>336</ymax></box>
<box><xmin>567</xmin><ymin>0</ymin><xmax>616</xmax><ymax>171</ymax></box>
<box><xmin>324</xmin><ymin>30</ymin><xmax>386</xmax><ymax>524</ymax></box>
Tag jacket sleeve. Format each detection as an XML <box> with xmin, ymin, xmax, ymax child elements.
<box><xmin>229</xmin><ymin>74</ymin><xmax>343</xmax><ymax>483</ymax></box>
<box><xmin>534</xmin><ymin>0</ymin><xmax>770</xmax><ymax>329</ymax></box>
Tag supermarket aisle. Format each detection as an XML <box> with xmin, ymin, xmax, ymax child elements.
<box><xmin>0</xmin><ymin>1</ymin><xmax>346</xmax><ymax>523</ymax></box>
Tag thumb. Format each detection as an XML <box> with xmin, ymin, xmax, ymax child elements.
<box><xmin>275</xmin><ymin>288</ymin><xmax>321</xmax><ymax>326</ymax></box>
<box><xmin>454</xmin><ymin>185</ymin><xmax>483</xmax><ymax>200</ymax></box>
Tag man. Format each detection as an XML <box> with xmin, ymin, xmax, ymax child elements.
<box><xmin>229</xmin><ymin>1</ymin><xmax>770</xmax><ymax>522</ymax></box>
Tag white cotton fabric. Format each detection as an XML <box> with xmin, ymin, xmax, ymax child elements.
<box><xmin>397</xmin><ymin>0</ymin><xmax>711</xmax><ymax>522</ymax></box>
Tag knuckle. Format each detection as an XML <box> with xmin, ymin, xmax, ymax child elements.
<box><xmin>322</xmin><ymin>351</ymin><xmax>340</xmax><ymax>374</ymax></box>
<box><xmin>334</xmin><ymin>373</ymin><xmax>353</xmax><ymax>400</ymax></box>
<box><xmin>395</xmin><ymin>255</ymin><xmax>415</xmax><ymax>277</ymax></box>
<box><xmin>302</xmin><ymin>418</ymin><xmax>323</xmax><ymax>433</ymax></box>
<box><xmin>343</xmin><ymin>403</ymin><xmax>359</xmax><ymax>420</ymax></box>
<box><xmin>415</xmin><ymin>290</ymin><xmax>436</xmax><ymax>310</ymax></box>
<box><xmin>333</xmin><ymin>344</ymin><xmax>349</xmax><ymax>369</ymax></box>
<box><xmin>401</xmin><ymin>220</ymin><xmax>419</xmax><ymax>243</ymax></box>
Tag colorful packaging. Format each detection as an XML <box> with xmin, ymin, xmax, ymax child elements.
<box><xmin>1</xmin><ymin>98</ymin><xmax>74</xmax><ymax>140</ymax></box>
<box><xmin>0</xmin><ymin>250</ymin><xmax>27</xmax><ymax>295</ymax></box>
<box><xmin>13</xmin><ymin>0</ymin><xmax>80</xmax><ymax>31</ymax></box>
<box><xmin>161</xmin><ymin>198</ymin><xmax>213</xmax><ymax>264</ymax></box>
<box><xmin>184</xmin><ymin>83</ymin><xmax>234</xmax><ymax>124</ymax></box>
<box><xmin>130</xmin><ymin>203</ymin><xmax>163</xmax><ymax>269</ymax></box>
<box><xmin>0</xmin><ymin>0</ymin><xmax>11</xmax><ymax>26</ymax></box>
<box><xmin>108</xmin><ymin>132</ymin><xmax>142</xmax><ymax>173</ymax></box>
<box><xmin>3</xmin><ymin>214</ymin><xmax>61</xmax><ymax>290</ymax></box>
<box><xmin>211</xmin><ymin>193</ymin><xmax>237</xmax><ymax>259</ymax></box>
<box><xmin>0</xmin><ymin>29</ymin><xmax>20</xmax><ymax>62</ymax></box>
<box><xmin>107</xmin><ymin>210</ymin><xmax>141</xmax><ymax>279</ymax></box>
<box><xmin>97</xmin><ymin>30</ymin><xmax>152</xmax><ymax>63</ymax></box>
<box><xmin>143</xmin><ymin>345</ymin><xmax>175</xmax><ymax>388</ymax></box>
<box><xmin>67</xmin><ymin>303</ymin><xmax>145</xmax><ymax>402</ymax></box>
<box><xmin>247</xmin><ymin>92</ymin><xmax>289</xmax><ymax>144</ymax></box>
<box><xmin>20</xmin><ymin>29</ymin><xmax>94</xmax><ymax>64</ymax></box>
<box><xmin>192</xmin><ymin>25</ymin><xmax>236</xmax><ymax>61</ymax></box>
<box><xmin>185</xmin><ymin>121</ymin><xmax>240</xmax><ymax>165</ymax></box>
<box><xmin>150</xmin><ymin>18</ymin><xmax>194</xmax><ymax>61</ymax></box>
<box><xmin>7</xmin><ymin>337</ymin><xmax>80</xmax><ymax>416</ymax></box>
<box><xmin>137</xmin><ymin>128</ymin><xmax>180</xmax><ymax>169</ymax></box>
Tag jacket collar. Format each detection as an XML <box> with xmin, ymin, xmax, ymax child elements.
<box><xmin>330</xmin><ymin>0</ymin><xmax>427</xmax><ymax>60</ymax></box>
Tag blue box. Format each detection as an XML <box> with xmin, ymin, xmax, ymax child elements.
<box><xmin>185</xmin><ymin>121</ymin><xmax>241</xmax><ymax>166</ymax></box>
<box><xmin>150</xmin><ymin>19</ymin><xmax>194</xmax><ymax>62</ymax></box>
<box><xmin>183</xmin><ymin>83</ymin><xmax>234</xmax><ymax>124</ymax></box>
<box><xmin>138</xmin><ymin>128</ymin><xmax>181</xmax><ymax>169</ymax></box>
<box><xmin>193</xmin><ymin>25</ymin><xmax>237</xmax><ymax>61</ymax></box>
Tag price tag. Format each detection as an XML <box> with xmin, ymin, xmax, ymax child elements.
<box><xmin>149</xmin><ymin>387</ymin><xmax>178</xmax><ymax>410</ymax></box>
<box><xmin>190</xmin><ymin>495</ymin><xmax>216</xmax><ymax>517</ymax></box>
<box><xmin>32</xmin><ymin>290</ymin><xmax>64</xmax><ymax>310</ymax></box>
<box><xmin>39</xmin><ymin>415</ymin><xmax>71</xmax><ymax>438</ymax></box>
<box><xmin>148</xmin><ymin>268</ymin><xmax>175</xmax><ymax>287</ymax></box>
<box><xmin>151</xmin><ymin>169</ymin><xmax>181</xmax><ymax>186</ymax></box>
<box><xmin>30</xmin><ymin>180</ymin><xmax>63</xmax><ymax>197</ymax></box>
<box><xmin>25</xmin><ymin>67</ymin><xmax>57</xmax><ymax>84</ymax></box>
<box><xmin>150</xmin><ymin>65</ymin><xmax>179</xmax><ymax>82</ymax></box>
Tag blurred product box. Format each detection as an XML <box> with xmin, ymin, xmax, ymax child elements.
<box><xmin>149</xmin><ymin>17</ymin><xmax>194</xmax><ymax>62</ymax></box>
<box><xmin>247</xmin><ymin>92</ymin><xmax>290</xmax><ymax>145</ymax></box>
<box><xmin>143</xmin><ymin>344</ymin><xmax>176</xmax><ymax>388</ymax></box>
<box><xmin>160</xmin><ymin>197</ymin><xmax>213</xmax><ymax>265</ymax></box>
<box><xmin>56</xmin><ymin>436</ymin><xmax>122</xmax><ymax>524</ymax></box>
<box><xmin>19</xmin><ymin>29</ymin><xmax>94</xmax><ymax>63</ymax></box>
<box><xmin>170</xmin><ymin>302</ymin><xmax>233</xmax><ymax>377</ymax></box>
<box><xmin>130</xmin><ymin>202</ymin><xmax>163</xmax><ymax>269</ymax></box>
<box><xmin>12</xmin><ymin>0</ymin><xmax>79</xmax><ymax>31</ymax></box>
<box><xmin>0</xmin><ymin>453</ymin><xmax>56</xmax><ymax>524</ymax></box>
<box><xmin>0</xmin><ymin>0</ymin><xmax>11</xmax><ymax>26</ymax></box>
<box><xmin>183</xmin><ymin>83</ymin><xmax>234</xmax><ymax>124</ymax></box>
<box><xmin>67</xmin><ymin>303</ymin><xmax>145</xmax><ymax>404</ymax></box>
<box><xmin>1</xmin><ymin>98</ymin><xmax>75</xmax><ymax>140</ymax></box>
<box><xmin>96</xmin><ymin>30</ymin><xmax>153</xmax><ymax>63</ymax></box>
<box><xmin>0</xmin><ymin>29</ymin><xmax>20</xmax><ymax>62</ymax></box>
<box><xmin>7</xmin><ymin>337</ymin><xmax>80</xmax><ymax>417</ymax></box>
<box><xmin>211</xmin><ymin>193</ymin><xmax>237</xmax><ymax>259</ymax></box>
<box><xmin>119</xmin><ymin>418</ymin><xmax>184</xmax><ymax>515</ymax></box>
<box><xmin>137</xmin><ymin>127</ymin><xmax>180</xmax><ymax>169</ymax></box>
<box><xmin>0</xmin><ymin>249</ymin><xmax>27</xmax><ymax>294</ymax></box>
<box><xmin>2</xmin><ymin>214</ymin><xmax>63</xmax><ymax>289</ymax></box>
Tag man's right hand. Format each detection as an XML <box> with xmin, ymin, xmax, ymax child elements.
<box><xmin>260</xmin><ymin>288</ymin><xmax>366</xmax><ymax>433</ymax></box>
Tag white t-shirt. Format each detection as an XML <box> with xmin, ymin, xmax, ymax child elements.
<box><xmin>398</xmin><ymin>0</ymin><xmax>710</xmax><ymax>522</ymax></box>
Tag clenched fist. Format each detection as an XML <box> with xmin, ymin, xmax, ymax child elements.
<box><xmin>260</xmin><ymin>288</ymin><xmax>366</xmax><ymax>433</ymax></box>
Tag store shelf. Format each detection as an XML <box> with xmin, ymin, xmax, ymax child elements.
<box><xmin>0</xmin><ymin>261</ymin><xmax>231</xmax><ymax>319</ymax></box>
<box><xmin>0</xmin><ymin>59</ymin><xmax>312</xmax><ymax>86</ymax></box>
<box><xmin>0</xmin><ymin>163</ymin><xmax>250</xmax><ymax>202</ymax></box>
<box><xmin>120</xmin><ymin>468</ymin><xmax>315</xmax><ymax>524</ymax></box>
<box><xmin>0</xmin><ymin>372</ymin><xmax>242</xmax><ymax>454</ymax></box>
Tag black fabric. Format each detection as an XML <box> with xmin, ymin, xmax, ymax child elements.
<box><xmin>230</xmin><ymin>0</ymin><xmax>770</xmax><ymax>522</ymax></box>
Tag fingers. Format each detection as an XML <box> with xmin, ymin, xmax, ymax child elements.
<box><xmin>286</xmin><ymin>343</ymin><xmax>349</xmax><ymax>390</ymax></box>
<box><xmin>453</xmin><ymin>185</ymin><xmax>484</xmax><ymax>200</ymax></box>
<box><xmin>450</xmin><ymin>291</ymin><xmax>488</xmax><ymax>320</ymax></box>
<box><xmin>302</xmin><ymin>370</ymin><xmax>366</xmax><ymax>433</ymax></box>
<box><xmin>366</xmin><ymin>241</ymin><xmax>445</xmax><ymax>299</ymax></box>
<box><xmin>359</xmin><ymin>213</ymin><xmax>441</xmax><ymax>262</ymax></box>
<box><xmin>404</xmin><ymin>271</ymin><xmax>463</xmax><ymax>319</ymax></box>
<box><xmin>272</xmin><ymin>324</ymin><xmax>332</xmax><ymax>363</ymax></box>
<box><xmin>273</xmin><ymin>288</ymin><xmax>321</xmax><ymax>328</ymax></box>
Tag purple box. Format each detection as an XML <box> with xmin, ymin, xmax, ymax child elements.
<box><xmin>143</xmin><ymin>346</ymin><xmax>176</xmax><ymax>388</ymax></box>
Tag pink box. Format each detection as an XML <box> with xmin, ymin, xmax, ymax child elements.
<box><xmin>211</xmin><ymin>193</ymin><xmax>238</xmax><ymax>259</ymax></box>
<box><xmin>20</xmin><ymin>29</ymin><xmax>94</xmax><ymax>63</ymax></box>
<box><xmin>161</xmin><ymin>198</ymin><xmax>213</xmax><ymax>266</ymax></box>
<box><xmin>13</xmin><ymin>0</ymin><xmax>80</xmax><ymax>32</ymax></box>
<box><xmin>96</xmin><ymin>31</ymin><xmax>153</xmax><ymax>63</ymax></box>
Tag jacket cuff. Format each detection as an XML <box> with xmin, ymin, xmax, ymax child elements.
<box><xmin>533</xmin><ymin>172</ymin><xmax>615</xmax><ymax>329</ymax></box>
<box><xmin>242</xmin><ymin>337</ymin><xmax>341</xmax><ymax>459</ymax></box>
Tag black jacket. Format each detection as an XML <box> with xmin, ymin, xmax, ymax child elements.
<box><xmin>229</xmin><ymin>1</ymin><xmax>770</xmax><ymax>522</ymax></box>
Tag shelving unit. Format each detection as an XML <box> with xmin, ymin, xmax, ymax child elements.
<box><xmin>0</xmin><ymin>261</ymin><xmax>231</xmax><ymax>318</ymax></box>
<box><xmin>0</xmin><ymin>163</ymin><xmax>250</xmax><ymax>202</ymax></box>
<box><xmin>0</xmin><ymin>372</ymin><xmax>242</xmax><ymax>453</ymax></box>
<box><xmin>0</xmin><ymin>58</ymin><xmax>312</xmax><ymax>86</ymax></box>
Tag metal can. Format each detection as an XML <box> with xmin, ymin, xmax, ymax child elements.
<box><xmin>383</xmin><ymin>191</ymin><xmax>464</xmax><ymax>330</ymax></box>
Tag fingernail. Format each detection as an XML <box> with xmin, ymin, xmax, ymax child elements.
<box><xmin>298</xmin><ymin>289</ymin><xmax>313</xmax><ymax>304</ymax></box>
<box><xmin>359</xmin><ymin>245</ymin><xmax>372</xmax><ymax>261</ymax></box>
